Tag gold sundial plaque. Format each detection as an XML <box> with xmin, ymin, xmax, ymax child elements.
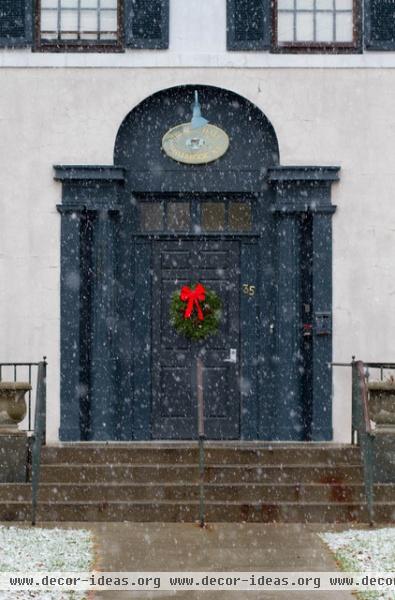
<box><xmin>162</xmin><ymin>122</ymin><xmax>230</xmax><ymax>165</ymax></box>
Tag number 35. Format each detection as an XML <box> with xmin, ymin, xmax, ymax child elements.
<box><xmin>242</xmin><ymin>284</ymin><xmax>256</xmax><ymax>296</ymax></box>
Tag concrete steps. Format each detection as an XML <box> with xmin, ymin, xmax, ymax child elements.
<box><xmin>0</xmin><ymin>497</ymin><xmax>394</xmax><ymax>523</ymax></box>
<box><xmin>0</xmin><ymin>443</ymin><xmax>394</xmax><ymax>522</ymax></box>
<box><xmin>38</xmin><ymin>463</ymin><xmax>364</xmax><ymax>484</ymax></box>
<box><xmin>40</xmin><ymin>444</ymin><xmax>362</xmax><ymax>465</ymax></box>
<box><xmin>1</xmin><ymin>481</ymin><xmax>378</xmax><ymax>502</ymax></box>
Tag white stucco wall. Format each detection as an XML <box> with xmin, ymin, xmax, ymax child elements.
<box><xmin>0</xmin><ymin>67</ymin><xmax>394</xmax><ymax>443</ymax></box>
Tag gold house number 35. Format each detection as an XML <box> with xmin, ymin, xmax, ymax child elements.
<box><xmin>242</xmin><ymin>284</ymin><xmax>256</xmax><ymax>296</ymax></box>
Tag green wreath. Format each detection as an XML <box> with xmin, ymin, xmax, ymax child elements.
<box><xmin>170</xmin><ymin>284</ymin><xmax>222</xmax><ymax>341</ymax></box>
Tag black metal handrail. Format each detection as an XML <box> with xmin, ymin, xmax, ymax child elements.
<box><xmin>334</xmin><ymin>359</ymin><xmax>395</xmax><ymax>524</ymax></box>
<box><xmin>0</xmin><ymin>359</ymin><xmax>47</xmax><ymax>523</ymax></box>
<box><xmin>30</xmin><ymin>359</ymin><xmax>47</xmax><ymax>525</ymax></box>
<box><xmin>196</xmin><ymin>357</ymin><xmax>206</xmax><ymax>528</ymax></box>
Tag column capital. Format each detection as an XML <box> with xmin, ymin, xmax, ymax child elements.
<box><xmin>273</xmin><ymin>203</ymin><xmax>337</xmax><ymax>215</ymax></box>
<box><xmin>54</xmin><ymin>165</ymin><xmax>125</xmax><ymax>182</ymax></box>
<box><xmin>267</xmin><ymin>166</ymin><xmax>340</xmax><ymax>183</ymax></box>
<box><xmin>268</xmin><ymin>166</ymin><xmax>339</xmax><ymax>215</ymax></box>
<box><xmin>57</xmin><ymin>204</ymin><xmax>122</xmax><ymax>215</ymax></box>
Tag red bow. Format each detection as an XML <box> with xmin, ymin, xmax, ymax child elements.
<box><xmin>180</xmin><ymin>283</ymin><xmax>206</xmax><ymax>321</ymax></box>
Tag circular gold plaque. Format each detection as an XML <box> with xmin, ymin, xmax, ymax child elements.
<box><xmin>162</xmin><ymin>123</ymin><xmax>229</xmax><ymax>165</ymax></box>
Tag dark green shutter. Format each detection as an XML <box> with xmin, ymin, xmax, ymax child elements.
<box><xmin>0</xmin><ymin>0</ymin><xmax>33</xmax><ymax>47</ymax></box>
<box><xmin>227</xmin><ymin>0</ymin><xmax>270</xmax><ymax>50</ymax></box>
<box><xmin>365</xmin><ymin>0</ymin><xmax>395</xmax><ymax>50</ymax></box>
<box><xmin>124</xmin><ymin>0</ymin><xmax>169</xmax><ymax>49</ymax></box>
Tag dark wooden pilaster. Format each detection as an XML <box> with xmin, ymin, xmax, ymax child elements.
<box><xmin>89</xmin><ymin>209</ymin><xmax>119</xmax><ymax>440</ymax></box>
<box><xmin>55</xmin><ymin>166</ymin><xmax>125</xmax><ymax>441</ymax></box>
<box><xmin>57</xmin><ymin>206</ymin><xmax>84</xmax><ymax>441</ymax></box>
<box><xmin>275</xmin><ymin>212</ymin><xmax>302</xmax><ymax>439</ymax></box>
<box><xmin>268</xmin><ymin>166</ymin><xmax>339</xmax><ymax>441</ymax></box>
<box><xmin>311</xmin><ymin>211</ymin><xmax>334</xmax><ymax>440</ymax></box>
<box><xmin>132</xmin><ymin>240</ymin><xmax>152</xmax><ymax>440</ymax></box>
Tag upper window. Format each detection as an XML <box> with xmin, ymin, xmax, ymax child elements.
<box><xmin>31</xmin><ymin>0</ymin><xmax>169</xmax><ymax>51</ymax></box>
<box><xmin>227</xmin><ymin>0</ymin><xmax>361</xmax><ymax>53</ymax></box>
<box><xmin>275</xmin><ymin>0</ymin><xmax>358</xmax><ymax>51</ymax></box>
<box><xmin>39</xmin><ymin>0</ymin><xmax>119</xmax><ymax>48</ymax></box>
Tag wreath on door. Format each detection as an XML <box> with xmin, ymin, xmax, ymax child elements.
<box><xmin>170</xmin><ymin>283</ymin><xmax>222</xmax><ymax>341</ymax></box>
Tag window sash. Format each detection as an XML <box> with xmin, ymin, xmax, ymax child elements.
<box><xmin>274</xmin><ymin>0</ymin><xmax>361</xmax><ymax>51</ymax></box>
<box><xmin>36</xmin><ymin>0</ymin><xmax>122</xmax><ymax>49</ymax></box>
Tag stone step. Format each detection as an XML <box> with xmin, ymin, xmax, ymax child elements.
<box><xmin>0</xmin><ymin>482</ymin><xmax>379</xmax><ymax>503</ymax></box>
<box><xmin>39</xmin><ymin>464</ymin><xmax>364</xmax><ymax>484</ymax></box>
<box><xmin>1</xmin><ymin>499</ymin><xmax>394</xmax><ymax>523</ymax></box>
<box><xmin>41</xmin><ymin>444</ymin><xmax>362</xmax><ymax>466</ymax></box>
<box><xmin>3</xmin><ymin>482</ymin><xmax>394</xmax><ymax>503</ymax></box>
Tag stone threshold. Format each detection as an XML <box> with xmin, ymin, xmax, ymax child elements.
<box><xmin>46</xmin><ymin>441</ymin><xmax>355</xmax><ymax>449</ymax></box>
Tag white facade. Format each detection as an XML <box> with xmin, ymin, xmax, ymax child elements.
<box><xmin>1</xmin><ymin>0</ymin><xmax>394</xmax><ymax>443</ymax></box>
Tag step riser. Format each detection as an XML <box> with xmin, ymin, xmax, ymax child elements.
<box><xmin>41</xmin><ymin>448</ymin><xmax>362</xmax><ymax>466</ymax></box>
<box><xmin>0</xmin><ymin>484</ymin><xmax>395</xmax><ymax>503</ymax></box>
<box><xmin>0</xmin><ymin>485</ymin><xmax>368</xmax><ymax>503</ymax></box>
<box><xmin>39</xmin><ymin>466</ymin><xmax>364</xmax><ymax>484</ymax></box>
<box><xmin>1</xmin><ymin>503</ymin><xmax>393</xmax><ymax>523</ymax></box>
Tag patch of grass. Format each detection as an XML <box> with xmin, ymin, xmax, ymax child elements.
<box><xmin>0</xmin><ymin>525</ymin><xmax>93</xmax><ymax>599</ymax></box>
<box><xmin>319</xmin><ymin>528</ymin><xmax>395</xmax><ymax>600</ymax></box>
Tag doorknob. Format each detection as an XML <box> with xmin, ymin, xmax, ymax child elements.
<box><xmin>224</xmin><ymin>348</ymin><xmax>237</xmax><ymax>363</ymax></box>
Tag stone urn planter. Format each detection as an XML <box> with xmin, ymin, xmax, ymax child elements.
<box><xmin>0</xmin><ymin>382</ymin><xmax>32</xmax><ymax>430</ymax></box>
<box><xmin>368</xmin><ymin>381</ymin><xmax>395</xmax><ymax>430</ymax></box>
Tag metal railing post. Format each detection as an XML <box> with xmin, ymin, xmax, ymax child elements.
<box><xmin>31</xmin><ymin>357</ymin><xmax>47</xmax><ymax>526</ymax></box>
<box><xmin>354</xmin><ymin>359</ymin><xmax>375</xmax><ymax>525</ymax></box>
<box><xmin>363</xmin><ymin>432</ymin><xmax>375</xmax><ymax>526</ymax></box>
<box><xmin>351</xmin><ymin>357</ymin><xmax>357</xmax><ymax>444</ymax></box>
<box><xmin>196</xmin><ymin>357</ymin><xmax>205</xmax><ymax>528</ymax></box>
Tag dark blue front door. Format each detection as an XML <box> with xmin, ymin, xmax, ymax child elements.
<box><xmin>151</xmin><ymin>239</ymin><xmax>240</xmax><ymax>439</ymax></box>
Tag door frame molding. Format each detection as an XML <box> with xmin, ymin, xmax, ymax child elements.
<box><xmin>55</xmin><ymin>165</ymin><xmax>339</xmax><ymax>442</ymax></box>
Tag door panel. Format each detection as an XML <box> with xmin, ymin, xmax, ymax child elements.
<box><xmin>152</xmin><ymin>239</ymin><xmax>240</xmax><ymax>439</ymax></box>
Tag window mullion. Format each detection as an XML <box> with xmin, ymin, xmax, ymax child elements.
<box><xmin>97</xmin><ymin>0</ymin><xmax>100</xmax><ymax>41</ymax></box>
<box><xmin>333</xmin><ymin>0</ymin><xmax>336</xmax><ymax>42</ymax></box>
<box><xmin>77</xmin><ymin>0</ymin><xmax>81</xmax><ymax>41</ymax></box>
<box><xmin>57</xmin><ymin>0</ymin><xmax>61</xmax><ymax>41</ymax></box>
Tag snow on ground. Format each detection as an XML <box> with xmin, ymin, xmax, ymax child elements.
<box><xmin>320</xmin><ymin>528</ymin><xmax>395</xmax><ymax>600</ymax></box>
<box><xmin>0</xmin><ymin>525</ymin><xmax>93</xmax><ymax>600</ymax></box>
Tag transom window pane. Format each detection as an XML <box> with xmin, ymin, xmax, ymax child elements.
<box><xmin>137</xmin><ymin>199</ymin><xmax>253</xmax><ymax>233</ymax></box>
<box><xmin>40</xmin><ymin>0</ymin><xmax>118</xmax><ymax>43</ymax></box>
<box><xmin>201</xmin><ymin>203</ymin><xmax>225</xmax><ymax>232</ymax></box>
<box><xmin>228</xmin><ymin>202</ymin><xmax>252</xmax><ymax>231</ymax></box>
<box><xmin>277</xmin><ymin>0</ymin><xmax>354</xmax><ymax>44</ymax></box>
<box><xmin>167</xmin><ymin>203</ymin><xmax>191</xmax><ymax>231</ymax></box>
<box><xmin>140</xmin><ymin>203</ymin><xmax>163</xmax><ymax>231</ymax></box>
